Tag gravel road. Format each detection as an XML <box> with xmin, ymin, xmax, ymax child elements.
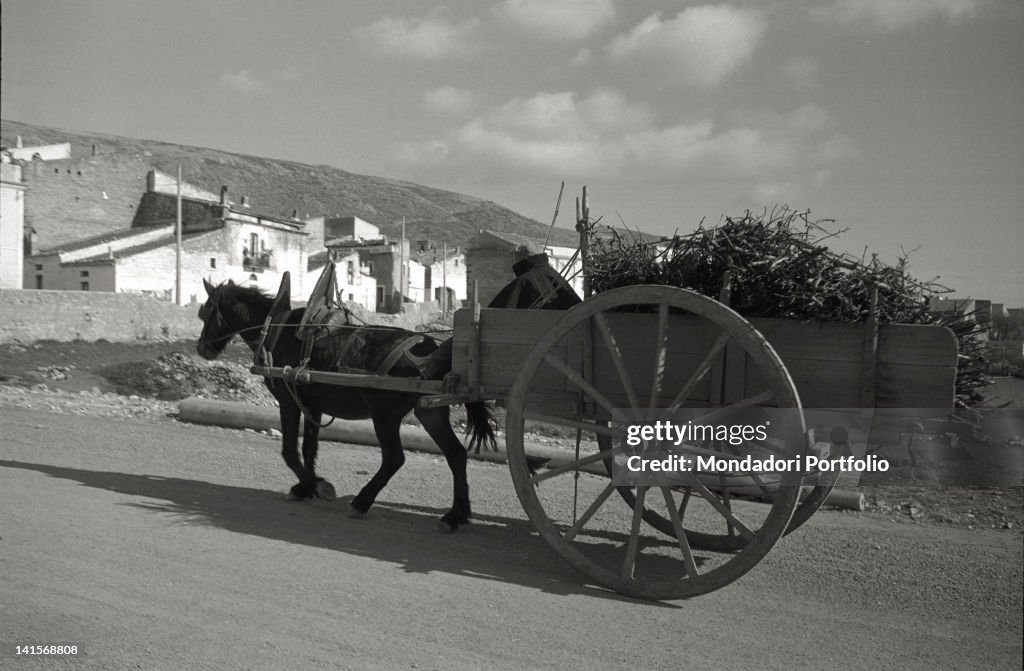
<box><xmin>1</xmin><ymin>402</ymin><xmax>1021</xmax><ymax>671</ymax></box>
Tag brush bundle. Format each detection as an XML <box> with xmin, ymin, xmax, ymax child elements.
<box><xmin>585</xmin><ymin>207</ymin><xmax>987</xmax><ymax>407</ymax></box>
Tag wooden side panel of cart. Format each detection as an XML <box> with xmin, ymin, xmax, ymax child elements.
<box><xmin>450</xmin><ymin>307</ymin><xmax>959</xmax><ymax>415</ymax></box>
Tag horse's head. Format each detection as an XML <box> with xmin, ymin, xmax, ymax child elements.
<box><xmin>197</xmin><ymin>278</ymin><xmax>241</xmax><ymax>359</ymax></box>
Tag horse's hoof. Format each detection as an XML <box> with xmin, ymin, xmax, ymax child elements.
<box><xmin>438</xmin><ymin>512</ymin><xmax>468</xmax><ymax>533</ymax></box>
<box><xmin>348</xmin><ymin>504</ymin><xmax>367</xmax><ymax>519</ymax></box>
<box><xmin>315</xmin><ymin>480</ymin><xmax>336</xmax><ymax>500</ymax></box>
<box><xmin>287</xmin><ymin>484</ymin><xmax>311</xmax><ymax>501</ymax></box>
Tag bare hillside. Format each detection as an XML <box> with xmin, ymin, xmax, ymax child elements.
<box><xmin>2</xmin><ymin>119</ymin><xmax>581</xmax><ymax>251</ymax></box>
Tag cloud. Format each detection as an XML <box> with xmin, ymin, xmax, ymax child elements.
<box><xmin>357</xmin><ymin>13</ymin><xmax>481</xmax><ymax>60</ymax></box>
<box><xmin>220</xmin><ymin>70</ymin><xmax>270</xmax><ymax>96</ymax></box>
<box><xmin>390</xmin><ymin>139</ymin><xmax>450</xmax><ymax>166</ymax></box>
<box><xmin>494</xmin><ymin>0</ymin><xmax>615</xmax><ymax>40</ymax></box>
<box><xmin>570</xmin><ymin>48</ymin><xmax>594</xmax><ymax>68</ymax></box>
<box><xmin>781</xmin><ymin>57</ymin><xmax>819</xmax><ymax>90</ymax></box>
<box><xmin>424</xmin><ymin>86</ymin><xmax>478</xmax><ymax>116</ymax></box>
<box><xmin>816</xmin><ymin>0</ymin><xmax>983</xmax><ymax>31</ymax></box>
<box><xmin>390</xmin><ymin>92</ymin><xmax>856</xmax><ymax>191</ymax></box>
<box><xmin>606</xmin><ymin>5</ymin><xmax>767</xmax><ymax>87</ymax></box>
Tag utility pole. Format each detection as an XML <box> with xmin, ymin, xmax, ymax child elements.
<box><xmin>399</xmin><ymin>216</ymin><xmax>406</xmax><ymax>312</ymax></box>
<box><xmin>442</xmin><ymin>241</ymin><xmax>448</xmax><ymax>316</ymax></box>
<box><xmin>175</xmin><ymin>164</ymin><xmax>182</xmax><ymax>305</ymax></box>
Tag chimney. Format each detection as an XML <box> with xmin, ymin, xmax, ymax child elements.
<box><xmin>291</xmin><ymin>209</ymin><xmax>298</xmax><ymax>219</ymax></box>
<box><xmin>91</xmin><ymin>144</ymin><xmax>97</xmax><ymax>156</ymax></box>
<box><xmin>107</xmin><ymin>246</ymin><xmax>114</xmax><ymax>260</ymax></box>
<box><xmin>240</xmin><ymin>195</ymin><xmax>249</xmax><ymax>207</ymax></box>
<box><xmin>220</xmin><ymin>185</ymin><xmax>228</xmax><ymax>205</ymax></box>
<box><xmin>16</xmin><ymin>136</ymin><xmax>23</xmax><ymax>148</ymax></box>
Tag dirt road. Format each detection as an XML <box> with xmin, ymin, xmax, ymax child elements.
<box><xmin>1</xmin><ymin>408</ymin><xmax>1021</xmax><ymax>670</ymax></box>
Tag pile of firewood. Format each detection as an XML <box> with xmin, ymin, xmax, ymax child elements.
<box><xmin>585</xmin><ymin>206</ymin><xmax>987</xmax><ymax>407</ymax></box>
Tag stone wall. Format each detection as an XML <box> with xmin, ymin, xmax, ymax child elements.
<box><xmin>20</xmin><ymin>153</ymin><xmax>152</xmax><ymax>250</ymax></box>
<box><xmin>0</xmin><ymin>289</ymin><xmax>200</xmax><ymax>344</ymax></box>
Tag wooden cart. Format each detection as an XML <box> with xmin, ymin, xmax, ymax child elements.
<box><xmin>254</xmin><ymin>278</ymin><xmax>958</xmax><ymax>600</ymax></box>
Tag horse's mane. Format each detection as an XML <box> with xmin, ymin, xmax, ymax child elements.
<box><xmin>217</xmin><ymin>281</ymin><xmax>273</xmax><ymax>305</ymax></box>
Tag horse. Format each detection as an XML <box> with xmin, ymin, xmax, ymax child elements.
<box><xmin>195</xmin><ymin>278</ymin><xmax>495</xmax><ymax>532</ymax></box>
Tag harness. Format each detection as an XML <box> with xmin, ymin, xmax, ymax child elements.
<box><xmin>256</xmin><ymin>267</ymin><xmax>439</xmax><ymax>428</ymax></box>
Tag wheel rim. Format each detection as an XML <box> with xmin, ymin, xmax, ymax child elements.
<box><xmin>505</xmin><ymin>285</ymin><xmax>808</xmax><ymax>600</ymax></box>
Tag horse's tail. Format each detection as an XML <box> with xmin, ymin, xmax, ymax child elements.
<box><xmin>464</xmin><ymin>401</ymin><xmax>497</xmax><ymax>453</ymax></box>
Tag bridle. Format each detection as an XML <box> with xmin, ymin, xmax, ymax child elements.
<box><xmin>198</xmin><ymin>291</ymin><xmax>237</xmax><ymax>348</ymax></box>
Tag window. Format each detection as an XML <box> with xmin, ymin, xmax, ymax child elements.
<box><xmin>348</xmin><ymin>293</ymin><xmax>354</xmax><ymax>302</ymax></box>
<box><xmin>454</xmin><ymin>259</ymin><xmax>459</xmax><ymax>266</ymax></box>
<box><xmin>80</xmin><ymin>270</ymin><xmax>89</xmax><ymax>277</ymax></box>
<box><xmin>35</xmin><ymin>264</ymin><xmax>43</xmax><ymax>271</ymax></box>
<box><xmin>80</xmin><ymin>281</ymin><xmax>89</xmax><ymax>291</ymax></box>
<box><xmin>210</xmin><ymin>258</ymin><xmax>217</xmax><ymax>269</ymax></box>
<box><xmin>250</xmin><ymin>233</ymin><xmax>259</xmax><ymax>256</ymax></box>
<box><xmin>36</xmin><ymin>275</ymin><xmax>43</xmax><ymax>289</ymax></box>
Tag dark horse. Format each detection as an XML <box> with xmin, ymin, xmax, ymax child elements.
<box><xmin>196</xmin><ymin>278</ymin><xmax>495</xmax><ymax>532</ymax></box>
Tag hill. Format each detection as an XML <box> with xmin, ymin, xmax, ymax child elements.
<box><xmin>1</xmin><ymin>119</ymin><xmax>582</xmax><ymax>252</ymax></box>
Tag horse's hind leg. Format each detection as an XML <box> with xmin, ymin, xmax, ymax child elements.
<box><xmin>415</xmin><ymin>405</ymin><xmax>470</xmax><ymax>532</ymax></box>
<box><xmin>301</xmin><ymin>408</ymin><xmax>335</xmax><ymax>500</ymax></box>
<box><xmin>349</xmin><ymin>408</ymin><xmax>406</xmax><ymax>518</ymax></box>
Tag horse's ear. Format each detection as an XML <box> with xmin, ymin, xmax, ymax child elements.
<box><xmin>203</xmin><ymin>278</ymin><xmax>215</xmax><ymax>296</ymax></box>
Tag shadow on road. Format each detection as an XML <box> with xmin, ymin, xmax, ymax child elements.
<box><xmin>1</xmin><ymin>459</ymin><xmax>677</xmax><ymax>607</ymax></box>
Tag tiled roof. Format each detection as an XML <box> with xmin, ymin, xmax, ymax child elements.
<box><xmin>62</xmin><ymin>230</ymin><xmax>218</xmax><ymax>265</ymax></box>
<box><xmin>38</xmin><ymin>224</ymin><xmax>171</xmax><ymax>254</ymax></box>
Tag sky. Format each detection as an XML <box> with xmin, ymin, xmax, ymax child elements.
<box><xmin>3</xmin><ymin>0</ymin><xmax>1022</xmax><ymax>305</ymax></box>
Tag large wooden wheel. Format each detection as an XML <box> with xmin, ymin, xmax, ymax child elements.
<box><xmin>608</xmin><ymin>434</ymin><xmax>841</xmax><ymax>548</ymax></box>
<box><xmin>505</xmin><ymin>285</ymin><xmax>810</xmax><ymax>599</ymax></box>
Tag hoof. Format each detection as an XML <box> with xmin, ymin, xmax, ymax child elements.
<box><xmin>315</xmin><ymin>480</ymin><xmax>336</xmax><ymax>500</ymax></box>
<box><xmin>287</xmin><ymin>483</ymin><xmax>312</xmax><ymax>501</ymax></box>
<box><xmin>348</xmin><ymin>504</ymin><xmax>367</xmax><ymax>519</ymax></box>
<box><xmin>438</xmin><ymin>512</ymin><xmax>469</xmax><ymax>533</ymax></box>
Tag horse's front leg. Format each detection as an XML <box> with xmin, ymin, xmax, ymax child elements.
<box><xmin>301</xmin><ymin>408</ymin><xmax>335</xmax><ymax>500</ymax></box>
<box><xmin>278</xmin><ymin>401</ymin><xmax>317</xmax><ymax>500</ymax></box>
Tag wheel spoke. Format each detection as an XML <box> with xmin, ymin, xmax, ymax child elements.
<box><xmin>542</xmin><ymin>351</ymin><xmax>623</xmax><ymax>421</ymax></box>
<box><xmin>593</xmin><ymin>312</ymin><xmax>642</xmax><ymax>420</ymax></box>
<box><xmin>681</xmin><ymin>475</ymin><xmax>756</xmax><ymax>541</ymax></box>
<box><xmin>751</xmin><ymin>436</ymin><xmax>792</xmax><ymax>458</ymax></box>
<box><xmin>648</xmin><ymin>302</ymin><xmax>670</xmax><ymax>420</ymax></box>
<box><xmin>532</xmin><ymin>446</ymin><xmax>623</xmax><ymax>484</ymax></box>
<box><xmin>691</xmin><ymin>391</ymin><xmax>774</xmax><ymax>424</ymax></box>
<box><xmin>745</xmin><ymin>470</ymin><xmax>777</xmax><ymax>499</ymax></box>
<box><xmin>661</xmin><ymin>487</ymin><xmax>698</xmax><ymax>576</ymax></box>
<box><xmin>662</xmin><ymin>331</ymin><xmax>732</xmax><ymax>417</ymax></box>
<box><xmin>720</xmin><ymin>474</ymin><xmax>735</xmax><ymax>536</ymax></box>
<box><xmin>561</xmin><ymin>481</ymin><xmax>617</xmax><ymax>544</ymax></box>
<box><xmin>621</xmin><ymin>486</ymin><xmax>647</xmax><ymax>579</ymax></box>
<box><xmin>525</xmin><ymin>412</ymin><xmax>627</xmax><ymax>441</ymax></box>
